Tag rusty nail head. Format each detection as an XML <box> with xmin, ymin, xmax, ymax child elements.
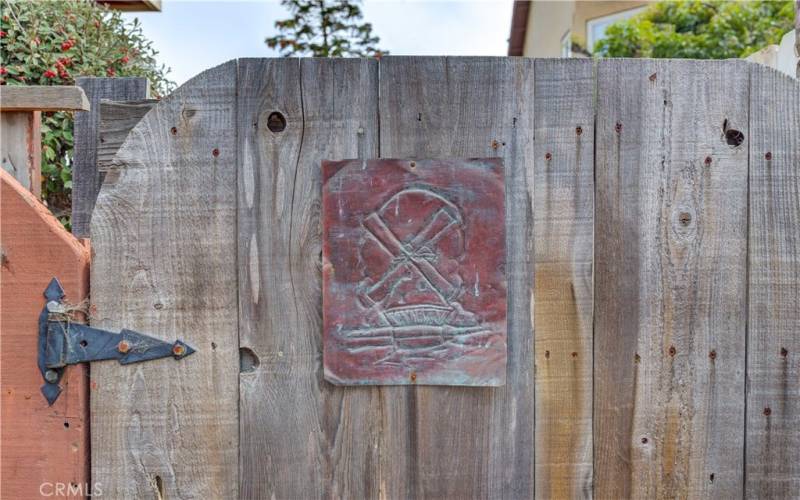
<box><xmin>173</xmin><ymin>344</ymin><xmax>186</xmax><ymax>356</ymax></box>
<box><xmin>571</xmin><ymin>351</ymin><xmax>578</xmax><ymax>358</ymax></box>
<box><xmin>545</xmin><ymin>152</ymin><xmax>552</xmax><ymax>161</ymax></box>
<box><xmin>615</xmin><ymin>122</ymin><xmax>623</xmax><ymax>133</ymax></box>
<box><xmin>118</xmin><ymin>340</ymin><xmax>130</xmax><ymax>353</ymax></box>
<box><xmin>170</xmin><ymin>127</ymin><xmax>177</xmax><ymax>135</ymax></box>
<box><xmin>709</xmin><ymin>350</ymin><xmax>717</xmax><ymax>360</ymax></box>
<box><xmin>704</xmin><ymin>156</ymin><xmax>712</xmax><ymax>165</ymax></box>
<box><xmin>763</xmin><ymin>407</ymin><xmax>771</xmax><ymax>416</ymax></box>
<box><xmin>649</xmin><ymin>73</ymin><xmax>657</xmax><ymax>82</ymax></box>
<box><xmin>780</xmin><ymin>347</ymin><xmax>788</xmax><ymax>357</ymax></box>
<box><xmin>410</xmin><ymin>372</ymin><xmax>417</xmax><ymax>382</ymax></box>
<box><xmin>669</xmin><ymin>345</ymin><xmax>677</xmax><ymax>357</ymax></box>
<box><xmin>641</xmin><ymin>437</ymin><xmax>648</xmax><ymax>444</ymax></box>
<box><xmin>635</xmin><ymin>353</ymin><xmax>641</xmax><ymax>363</ymax></box>
<box><xmin>765</xmin><ymin>151</ymin><xmax>772</xmax><ymax>160</ymax></box>
<box><xmin>576</xmin><ymin>126</ymin><xmax>583</xmax><ymax>136</ymax></box>
<box><xmin>212</xmin><ymin>148</ymin><xmax>220</xmax><ymax>157</ymax></box>
<box><xmin>409</xmin><ymin>161</ymin><xmax>416</xmax><ymax>169</ymax></box>
<box><xmin>544</xmin><ymin>350</ymin><xmax>550</xmax><ymax>359</ymax></box>
<box><xmin>491</xmin><ymin>140</ymin><xmax>499</xmax><ymax>150</ymax></box>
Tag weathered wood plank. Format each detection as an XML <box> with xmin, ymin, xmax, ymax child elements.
<box><xmin>73</xmin><ymin>77</ymin><xmax>149</xmax><ymax>237</ymax></box>
<box><xmin>97</xmin><ymin>99</ymin><xmax>158</xmax><ymax>172</ymax></box>
<box><xmin>1</xmin><ymin>111</ymin><xmax>41</xmax><ymax>197</ymax></box>
<box><xmin>746</xmin><ymin>64</ymin><xmax>800</xmax><ymax>499</ymax></box>
<box><xmin>1</xmin><ymin>170</ymin><xmax>90</xmax><ymax>500</ymax></box>
<box><xmin>533</xmin><ymin>58</ymin><xmax>594</xmax><ymax>500</ymax></box>
<box><xmin>594</xmin><ymin>59</ymin><xmax>749</xmax><ymax>499</ymax></box>
<box><xmin>90</xmin><ymin>62</ymin><xmax>238</xmax><ymax>499</ymax></box>
<box><xmin>0</xmin><ymin>85</ymin><xmax>89</xmax><ymax>111</ymax></box>
<box><xmin>378</xmin><ymin>56</ymin><xmax>535</xmax><ymax>499</ymax></box>
<box><xmin>237</xmin><ymin>58</ymin><xmax>382</xmax><ymax>499</ymax></box>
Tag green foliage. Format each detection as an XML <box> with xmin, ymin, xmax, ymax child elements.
<box><xmin>594</xmin><ymin>0</ymin><xmax>795</xmax><ymax>59</ymax></box>
<box><xmin>266</xmin><ymin>0</ymin><xmax>386</xmax><ymax>57</ymax></box>
<box><xmin>0</xmin><ymin>0</ymin><xmax>173</xmax><ymax>226</ymax></box>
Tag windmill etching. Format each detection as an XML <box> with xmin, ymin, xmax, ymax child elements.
<box><xmin>338</xmin><ymin>187</ymin><xmax>492</xmax><ymax>365</ymax></box>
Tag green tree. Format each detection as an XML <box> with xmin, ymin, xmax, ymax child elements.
<box><xmin>594</xmin><ymin>0</ymin><xmax>795</xmax><ymax>59</ymax></box>
<box><xmin>0</xmin><ymin>0</ymin><xmax>173</xmax><ymax>226</ymax></box>
<box><xmin>266</xmin><ymin>0</ymin><xmax>386</xmax><ymax>57</ymax></box>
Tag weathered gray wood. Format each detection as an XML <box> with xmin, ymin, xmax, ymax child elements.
<box><xmin>594</xmin><ymin>59</ymin><xmax>749</xmax><ymax>499</ymax></box>
<box><xmin>0</xmin><ymin>85</ymin><xmax>89</xmax><ymax>111</ymax></box>
<box><xmin>73</xmin><ymin>77</ymin><xmax>149</xmax><ymax>237</ymax></box>
<box><xmin>1</xmin><ymin>111</ymin><xmax>41</xmax><ymax>197</ymax></box>
<box><xmin>97</xmin><ymin>99</ymin><xmax>158</xmax><ymax>172</ymax></box>
<box><xmin>378</xmin><ymin>56</ymin><xmax>535</xmax><ymax>498</ymax></box>
<box><xmin>746</xmin><ymin>64</ymin><xmax>800</xmax><ymax>499</ymax></box>
<box><xmin>237</xmin><ymin>58</ymin><xmax>382</xmax><ymax>499</ymax></box>
<box><xmin>533</xmin><ymin>58</ymin><xmax>594</xmax><ymax>499</ymax></box>
<box><xmin>90</xmin><ymin>62</ymin><xmax>238</xmax><ymax>498</ymax></box>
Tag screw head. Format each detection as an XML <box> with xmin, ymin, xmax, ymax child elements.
<box><xmin>117</xmin><ymin>340</ymin><xmax>130</xmax><ymax>353</ymax></box>
<box><xmin>172</xmin><ymin>344</ymin><xmax>186</xmax><ymax>357</ymax></box>
<box><xmin>44</xmin><ymin>369</ymin><xmax>59</xmax><ymax>383</ymax></box>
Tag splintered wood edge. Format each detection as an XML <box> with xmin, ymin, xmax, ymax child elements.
<box><xmin>0</xmin><ymin>86</ymin><xmax>90</xmax><ymax>112</ymax></box>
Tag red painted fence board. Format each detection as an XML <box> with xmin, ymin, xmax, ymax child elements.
<box><xmin>1</xmin><ymin>170</ymin><xmax>91</xmax><ymax>498</ymax></box>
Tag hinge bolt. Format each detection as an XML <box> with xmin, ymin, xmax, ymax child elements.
<box><xmin>117</xmin><ymin>340</ymin><xmax>130</xmax><ymax>353</ymax></box>
<box><xmin>172</xmin><ymin>344</ymin><xmax>186</xmax><ymax>356</ymax></box>
<box><xmin>44</xmin><ymin>369</ymin><xmax>59</xmax><ymax>383</ymax></box>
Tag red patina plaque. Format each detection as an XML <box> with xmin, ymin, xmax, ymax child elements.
<box><xmin>322</xmin><ymin>159</ymin><xmax>506</xmax><ymax>386</ymax></box>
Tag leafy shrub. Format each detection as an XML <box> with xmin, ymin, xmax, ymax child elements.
<box><xmin>594</xmin><ymin>0</ymin><xmax>795</xmax><ymax>59</ymax></box>
<box><xmin>1</xmin><ymin>0</ymin><xmax>173</xmax><ymax>226</ymax></box>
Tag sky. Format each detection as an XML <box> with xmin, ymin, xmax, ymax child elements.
<box><xmin>122</xmin><ymin>0</ymin><xmax>515</xmax><ymax>86</ymax></box>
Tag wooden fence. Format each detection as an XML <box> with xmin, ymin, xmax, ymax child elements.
<box><xmin>87</xmin><ymin>58</ymin><xmax>798</xmax><ymax>499</ymax></box>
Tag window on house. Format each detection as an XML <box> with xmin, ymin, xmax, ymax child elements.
<box><xmin>561</xmin><ymin>31</ymin><xmax>572</xmax><ymax>58</ymax></box>
<box><xmin>586</xmin><ymin>7</ymin><xmax>647</xmax><ymax>54</ymax></box>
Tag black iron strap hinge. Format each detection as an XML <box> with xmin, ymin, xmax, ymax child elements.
<box><xmin>39</xmin><ymin>278</ymin><xmax>196</xmax><ymax>405</ymax></box>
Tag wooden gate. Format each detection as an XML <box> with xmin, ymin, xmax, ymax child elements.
<box><xmin>88</xmin><ymin>58</ymin><xmax>799</xmax><ymax>499</ymax></box>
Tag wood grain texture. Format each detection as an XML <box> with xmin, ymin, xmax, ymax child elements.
<box><xmin>237</xmin><ymin>58</ymin><xmax>382</xmax><ymax>499</ymax></box>
<box><xmin>533</xmin><ymin>58</ymin><xmax>594</xmax><ymax>500</ymax></box>
<box><xmin>594</xmin><ymin>59</ymin><xmax>749</xmax><ymax>499</ymax></box>
<box><xmin>0</xmin><ymin>85</ymin><xmax>89</xmax><ymax>111</ymax></box>
<box><xmin>97</xmin><ymin>99</ymin><xmax>158</xmax><ymax>172</ymax></box>
<box><xmin>90</xmin><ymin>62</ymin><xmax>238</xmax><ymax>499</ymax></box>
<box><xmin>73</xmin><ymin>77</ymin><xmax>150</xmax><ymax>237</ymax></box>
<box><xmin>1</xmin><ymin>170</ymin><xmax>90</xmax><ymax>500</ymax></box>
<box><xmin>746</xmin><ymin>64</ymin><xmax>800</xmax><ymax>499</ymax></box>
<box><xmin>377</xmin><ymin>56</ymin><xmax>535</xmax><ymax>499</ymax></box>
<box><xmin>1</xmin><ymin>110</ymin><xmax>41</xmax><ymax>197</ymax></box>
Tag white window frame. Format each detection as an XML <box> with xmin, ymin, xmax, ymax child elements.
<box><xmin>560</xmin><ymin>30</ymin><xmax>572</xmax><ymax>58</ymax></box>
<box><xmin>586</xmin><ymin>6</ymin><xmax>647</xmax><ymax>54</ymax></box>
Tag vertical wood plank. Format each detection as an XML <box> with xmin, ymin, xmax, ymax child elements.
<box><xmin>378</xmin><ymin>56</ymin><xmax>535</xmax><ymax>499</ymax></box>
<box><xmin>746</xmin><ymin>65</ymin><xmax>800</xmax><ymax>499</ymax></box>
<box><xmin>73</xmin><ymin>77</ymin><xmax>149</xmax><ymax>237</ymax></box>
<box><xmin>90</xmin><ymin>62</ymin><xmax>238</xmax><ymax>499</ymax></box>
<box><xmin>237</xmin><ymin>58</ymin><xmax>382</xmax><ymax>499</ymax></box>
<box><xmin>1</xmin><ymin>111</ymin><xmax>41</xmax><ymax>197</ymax></box>
<box><xmin>1</xmin><ymin>170</ymin><xmax>90</xmax><ymax>499</ymax></box>
<box><xmin>533</xmin><ymin>58</ymin><xmax>594</xmax><ymax>499</ymax></box>
<box><xmin>594</xmin><ymin>59</ymin><xmax>749</xmax><ymax>499</ymax></box>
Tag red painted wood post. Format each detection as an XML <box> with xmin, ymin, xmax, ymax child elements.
<box><xmin>1</xmin><ymin>170</ymin><xmax>91</xmax><ymax>498</ymax></box>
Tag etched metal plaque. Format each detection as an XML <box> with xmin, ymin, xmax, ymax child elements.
<box><xmin>322</xmin><ymin>159</ymin><xmax>506</xmax><ymax>386</ymax></box>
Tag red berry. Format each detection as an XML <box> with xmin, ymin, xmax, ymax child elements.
<box><xmin>43</xmin><ymin>70</ymin><xmax>56</xmax><ymax>78</ymax></box>
<box><xmin>0</xmin><ymin>31</ymin><xmax>6</xmax><ymax>38</ymax></box>
<box><xmin>120</xmin><ymin>55</ymin><xmax>129</xmax><ymax>64</ymax></box>
<box><xmin>106</xmin><ymin>67</ymin><xmax>115</xmax><ymax>77</ymax></box>
<box><xmin>0</xmin><ymin>67</ymin><xmax>7</xmax><ymax>75</ymax></box>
